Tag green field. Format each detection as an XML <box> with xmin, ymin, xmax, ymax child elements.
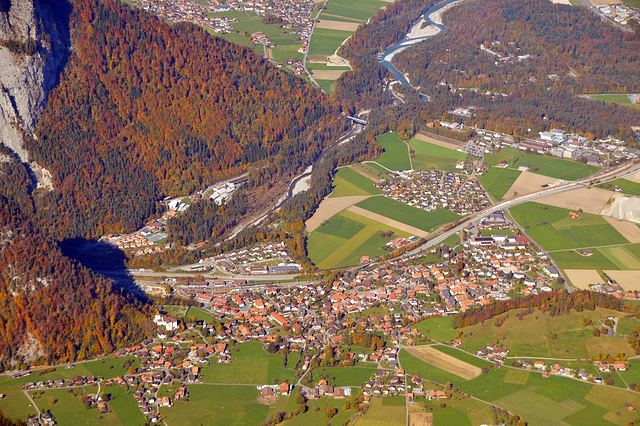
<box><xmin>510</xmin><ymin>202</ymin><xmax>629</xmax><ymax>251</ymax></box>
<box><xmin>401</xmin><ymin>350</ymin><xmax>640</xmax><ymax>425</ymax></box>
<box><xmin>413</xmin><ymin>316</ymin><xmax>457</xmax><ymax>342</ymax></box>
<box><xmin>598</xmin><ymin>178</ymin><xmax>640</xmax><ymax>196</ymax></box>
<box><xmin>317</xmin><ymin>79</ymin><xmax>337</xmax><ymax>94</ymax></box>
<box><xmin>477</xmin><ymin>167</ymin><xmax>522</xmax><ymax>200</ymax></box>
<box><xmin>206</xmin><ymin>11</ymin><xmax>306</xmax><ymax>61</ymax></box>
<box><xmin>355</xmin><ymin>197</ymin><xmax>461</xmax><ymax>232</ymax></box>
<box><xmin>552</xmin><ymin>249</ymin><xmax>620</xmax><ymax>271</ymax></box>
<box><xmin>352</xmin><ymin>397</ymin><xmax>405</xmax><ymax>426</ymax></box>
<box><xmin>107</xmin><ymin>386</ymin><xmax>147</xmax><ymax>426</ymax></box>
<box><xmin>33</xmin><ymin>386</ymin><xmax>121</xmax><ymax>425</ymax></box>
<box><xmin>185</xmin><ymin>306</ymin><xmax>216</xmax><ymax>323</ymax></box>
<box><xmin>589</xmin><ymin>94</ymin><xmax>640</xmax><ymax>109</ymax></box>
<box><xmin>484</xmin><ymin>148</ymin><xmax>600</xmax><ymax>180</ymax></box>
<box><xmin>452</xmin><ymin>307</ymin><xmax>636</xmax><ymax>360</ymax></box>
<box><xmin>307</xmin><ymin>210</ymin><xmax>410</xmax><ymax>269</ymax></box>
<box><xmin>308</xmin><ymin>28</ymin><xmax>353</xmax><ymax>56</ymax></box>
<box><xmin>201</xmin><ymin>342</ymin><xmax>295</xmax><ymax>384</ymax></box>
<box><xmin>409</xmin><ymin>137</ymin><xmax>466</xmax><ymax>171</ymax></box>
<box><xmin>355</xmin><ymin>163</ymin><xmax>389</xmax><ymax>180</ymax></box>
<box><xmin>375</xmin><ymin>133</ymin><xmax>411</xmax><ymax>171</ymax></box>
<box><xmin>284</xmin><ymin>395</ymin><xmax>355</xmax><ymax>425</ymax></box>
<box><xmin>162</xmin><ymin>385</ymin><xmax>269</xmax><ymax>425</ymax></box>
<box><xmin>329</xmin><ymin>167</ymin><xmax>382</xmax><ymax>198</ymax></box>
<box><xmin>314</xmin><ymin>366</ymin><xmax>378</xmax><ymax>386</ymax></box>
<box><xmin>322</xmin><ymin>0</ymin><xmax>387</xmax><ymax>21</ymax></box>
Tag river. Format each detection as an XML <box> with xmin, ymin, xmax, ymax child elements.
<box><xmin>380</xmin><ymin>0</ymin><xmax>462</xmax><ymax>87</ymax></box>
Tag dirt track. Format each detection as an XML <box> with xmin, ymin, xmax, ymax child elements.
<box><xmin>537</xmin><ymin>187</ymin><xmax>612</xmax><ymax>214</ymax></box>
<box><xmin>503</xmin><ymin>172</ymin><xmax>556</xmax><ymax>199</ymax></box>
<box><xmin>347</xmin><ymin>205</ymin><xmax>429</xmax><ymax>237</ymax></box>
<box><xmin>305</xmin><ymin>196</ymin><xmax>370</xmax><ymax>232</ymax></box>
<box><xmin>315</xmin><ymin>20</ymin><xmax>361</xmax><ymax>32</ymax></box>
<box><xmin>565</xmin><ymin>269</ymin><xmax>602</xmax><ymax>290</ymax></box>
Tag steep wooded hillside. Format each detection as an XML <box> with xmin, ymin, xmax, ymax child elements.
<box><xmin>0</xmin><ymin>156</ymin><xmax>152</xmax><ymax>370</ymax></box>
<box><xmin>27</xmin><ymin>0</ymin><xmax>344</xmax><ymax>237</ymax></box>
<box><xmin>392</xmin><ymin>0</ymin><xmax>640</xmax><ymax>139</ymax></box>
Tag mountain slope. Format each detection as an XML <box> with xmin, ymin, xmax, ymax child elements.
<box><xmin>27</xmin><ymin>0</ymin><xmax>344</xmax><ymax>237</ymax></box>
<box><xmin>0</xmin><ymin>156</ymin><xmax>152</xmax><ymax>369</ymax></box>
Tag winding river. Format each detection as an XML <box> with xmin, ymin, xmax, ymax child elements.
<box><xmin>380</xmin><ymin>0</ymin><xmax>461</xmax><ymax>86</ymax></box>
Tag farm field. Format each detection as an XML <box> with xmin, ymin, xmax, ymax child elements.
<box><xmin>408</xmin><ymin>137</ymin><xmax>465</xmax><ymax>171</ymax></box>
<box><xmin>306</xmin><ymin>195</ymin><xmax>370</xmax><ymax>232</ymax></box>
<box><xmin>451</xmin><ymin>307</ymin><xmax>636</xmax><ymax>360</ymax></box>
<box><xmin>317</xmin><ymin>79</ymin><xmax>337</xmax><ymax>94</ymax></box>
<box><xmin>355</xmin><ymin>197</ymin><xmax>461</xmax><ymax>232</ymax></box>
<box><xmin>352</xmin><ymin>397</ymin><xmax>405</xmax><ymax>426</ymax></box>
<box><xmin>355</xmin><ymin>162</ymin><xmax>390</xmax><ymax>180</ymax></box>
<box><xmin>200</xmin><ymin>342</ymin><xmax>295</xmax><ymax>384</ymax></box>
<box><xmin>402</xmin><ymin>353</ymin><xmax>640</xmax><ymax>425</ymax></box>
<box><xmin>322</xmin><ymin>0</ymin><xmax>387</xmax><ymax>21</ymax></box>
<box><xmin>329</xmin><ymin>167</ymin><xmax>382</xmax><ymax>198</ymax></box>
<box><xmin>589</xmin><ymin>93</ymin><xmax>640</xmax><ymax>109</ymax></box>
<box><xmin>32</xmin><ymin>386</ymin><xmax>118</xmax><ymax>425</ymax></box>
<box><xmin>537</xmin><ymin>187</ymin><xmax>613</xmax><ymax>215</ymax></box>
<box><xmin>551</xmin><ymin>249</ymin><xmax>619</xmax><ymax>271</ymax></box>
<box><xmin>597</xmin><ymin>178</ymin><xmax>640</xmax><ymax>196</ymax></box>
<box><xmin>315</xmin><ymin>20</ymin><xmax>361</xmax><ymax>31</ymax></box>
<box><xmin>413</xmin><ymin>132</ymin><xmax>464</xmax><ymax>150</ymax></box>
<box><xmin>404</xmin><ymin>346</ymin><xmax>482</xmax><ymax>380</ymax></box>
<box><xmin>375</xmin><ymin>133</ymin><xmax>411</xmax><ymax>171</ymax></box>
<box><xmin>308</xmin><ymin>28</ymin><xmax>353</xmax><ymax>56</ymax></box>
<box><xmin>603</xmin><ymin>270</ymin><xmax>640</xmax><ymax>291</ymax></box>
<box><xmin>107</xmin><ymin>386</ymin><xmax>148</xmax><ymax>426</ymax></box>
<box><xmin>477</xmin><ymin>167</ymin><xmax>522</xmax><ymax>200</ymax></box>
<box><xmin>564</xmin><ymin>269</ymin><xmax>603</xmax><ymax>289</ymax></box>
<box><xmin>314</xmin><ymin>366</ymin><xmax>379</xmax><ymax>386</ymax></box>
<box><xmin>284</xmin><ymin>395</ymin><xmax>355</xmax><ymax>425</ymax></box>
<box><xmin>161</xmin><ymin>384</ymin><xmax>269</xmax><ymax>425</ymax></box>
<box><xmin>412</xmin><ymin>316</ymin><xmax>457</xmax><ymax>341</ymax></box>
<box><xmin>509</xmin><ymin>202</ymin><xmax>628</xmax><ymax>251</ymax></box>
<box><xmin>603</xmin><ymin>216</ymin><xmax>640</xmax><ymax>243</ymax></box>
<box><xmin>502</xmin><ymin>170</ymin><xmax>555</xmax><ymax>199</ymax></box>
<box><xmin>307</xmin><ymin>210</ymin><xmax>410</xmax><ymax>269</ymax></box>
<box><xmin>484</xmin><ymin>148</ymin><xmax>600</xmax><ymax>180</ymax></box>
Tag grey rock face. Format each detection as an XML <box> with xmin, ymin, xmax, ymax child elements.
<box><xmin>0</xmin><ymin>0</ymin><xmax>69</xmax><ymax>161</ymax></box>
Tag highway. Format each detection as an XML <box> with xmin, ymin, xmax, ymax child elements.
<box><xmin>410</xmin><ymin>159</ymin><xmax>640</xmax><ymax>255</ymax></box>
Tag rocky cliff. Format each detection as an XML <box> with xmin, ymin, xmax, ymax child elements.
<box><xmin>0</xmin><ymin>0</ymin><xmax>69</xmax><ymax>163</ymax></box>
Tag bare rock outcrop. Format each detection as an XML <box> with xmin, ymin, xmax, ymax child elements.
<box><xmin>0</xmin><ymin>0</ymin><xmax>69</xmax><ymax>163</ymax></box>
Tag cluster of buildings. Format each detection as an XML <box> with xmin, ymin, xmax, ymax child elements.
<box><xmin>380</xmin><ymin>170</ymin><xmax>491</xmax><ymax>216</ymax></box>
<box><xmin>202</xmin><ymin>242</ymin><xmax>295</xmax><ymax>271</ymax></box>
<box><xmin>129</xmin><ymin>0</ymin><xmax>316</xmax><ymax>53</ymax></box>
<box><xmin>479</xmin><ymin>40</ymin><xmax>532</xmax><ymax>64</ymax></box>
<box><xmin>595</xmin><ymin>3</ymin><xmax>639</xmax><ymax>27</ymax></box>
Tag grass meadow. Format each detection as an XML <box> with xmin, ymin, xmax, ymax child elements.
<box><xmin>477</xmin><ymin>167</ymin><xmax>522</xmax><ymax>200</ymax></box>
<box><xmin>409</xmin><ymin>137</ymin><xmax>465</xmax><ymax>171</ymax></box>
<box><xmin>510</xmin><ymin>202</ymin><xmax>628</xmax><ymax>251</ymax></box>
<box><xmin>484</xmin><ymin>148</ymin><xmax>600</xmax><ymax>180</ymax></box>
<box><xmin>374</xmin><ymin>133</ymin><xmax>411</xmax><ymax>171</ymax></box>
<box><xmin>329</xmin><ymin>167</ymin><xmax>382</xmax><ymax>198</ymax></box>
<box><xmin>307</xmin><ymin>210</ymin><xmax>410</xmax><ymax>268</ymax></box>
<box><xmin>355</xmin><ymin>197</ymin><xmax>461</xmax><ymax>232</ymax></box>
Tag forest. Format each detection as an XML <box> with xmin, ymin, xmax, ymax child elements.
<box><xmin>0</xmin><ymin>153</ymin><xmax>152</xmax><ymax>369</ymax></box>
<box><xmin>391</xmin><ymin>0</ymin><xmax>640</xmax><ymax>140</ymax></box>
<box><xmin>26</xmin><ymin>0</ymin><xmax>345</xmax><ymax>238</ymax></box>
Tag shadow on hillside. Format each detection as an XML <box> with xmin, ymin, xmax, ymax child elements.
<box><xmin>59</xmin><ymin>238</ymin><xmax>145</xmax><ymax>299</ymax></box>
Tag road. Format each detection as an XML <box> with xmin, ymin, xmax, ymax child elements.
<box><xmin>406</xmin><ymin>159</ymin><xmax>640</xmax><ymax>275</ymax></box>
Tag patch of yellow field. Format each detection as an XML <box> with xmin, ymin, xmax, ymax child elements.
<box><xmin>405</xmin><ymin>346</ymin><xmax>482</xmax><ymax>380</ymax></box>
<box><xmin>564</xmin><ymin>269</ymin><xmax>602</xmax><ymax>289</ymax></box>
